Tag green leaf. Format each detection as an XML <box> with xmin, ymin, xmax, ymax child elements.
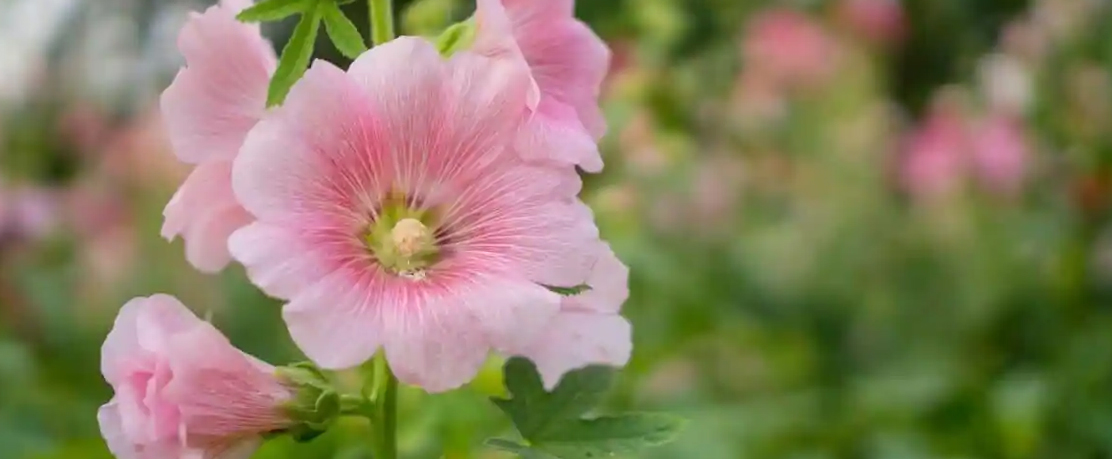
<box><xmin>320</xmin><ymin>1</ymin><xmax>367</xmax><ymax>59</ymax></box>
<box><xmin>492</xmin><ymin>358</ymin><xmax>614</xmax><ymax>439</ymax></box>
<box><xmin>267</xmin><ymin>3</ymin><xmax>322</xmax><ymax>107</ymax></box>
<box><xmin>485</xmin><ymin>439</ymin><xmax>559</xmax><ymax>459</ymax></box>
<box><xmin>489</xmin><ymin>358</ymin><xmax>685</xmax><ymax>458</ymax></box>
<box><xmin>534</xmin><ymin>414</ymin><xmax>687</xmax><ymax>458</ymax></box>
<box><xmin>541</xmin><ymin>284</ymin><xmax>593</xmax><ymax>296</ymax></box>
<box><xmin>236</xmin><ymin>0</ymin><xmax>309</xmax><ymax>23</ymax></box>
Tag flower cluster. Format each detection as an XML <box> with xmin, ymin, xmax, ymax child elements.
<box><xmin>98</xmin><ymin>0</ymin><xmax>631</xmax><ymax>456</ymax></box>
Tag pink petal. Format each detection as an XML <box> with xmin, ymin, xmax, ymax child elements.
<box><xmin>522</xmin><ymin>312</ymin><xmax>632</xmax><ymax>389</ymax></box>
<box><xmin>380</xmin><ymin>286</ymin><xmax>492</xmax><ymax>393</ymax></box>
<box><xmin>456</xmin><ymin>275</ymin><xmax>561</xmax><ymax>354</ymax></box>
<box><xmin>282</xmin><ymin>269</ymin><xmax>388</xmax><ymax>370</ymax></box>
<box><xmin>472</xmin><ymin>0</ymin><xmax>540</xmax><ymax>109</ymax></box>
<box><xmin>227</xmin><ymin>223</ymin><xmax>330</xmax><ymax>299</ymax></box>
<box><xmin>162</xmin><ymin>161</ymin><xmax>254</xmax><ymax>273</ymax></box>
<box><xmin>233</xmin><ymin>60</ymin><xmax>378</xmax><ymax>223</ymax></box>
<box><xmin>161</xmin><ymin>2</ymin><xmax>275</xmax><ymax>164</ymax></box>
<box><xmin>98</xmin><ymin>401</ymin><xmax>138</xmax><ymax>459</ymax></box>
<box><xmin>163</xmin><ymin>324</ymin><xmax>290</xmax><ymax>438</ymax></box>
<box><xmin>516</xmin><ymin>99</ymin><xmax>602</xmax><ymax>172</ymax></box>
<box><xmin>565</xmin><ymin>243</ymin><xmax>629</xmax><ymax>314</ymax></box>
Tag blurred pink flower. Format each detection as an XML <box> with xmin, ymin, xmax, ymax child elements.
<box><xmin>901</xmin><ymin>98</ymin><xmax>1031</xmax><ymax>199</ymax></box>
<box><xmin>519</xmin><ymin>244</ymin><xmax>632</xmax><ymax>389</ymax></box>
<box><xmin>228</xmin><ymin>38</ymin><xmax>609</xmax><ymax>391</ymax></box>
<box><xmin>742</xmin><ymin>8</ymin><xmax>837</xmax><ymax>90</ymax></box>
<box><xmin>160</xmin><ymin>0</ymin><xmax>275</xmax><ymax>272</ymax></box>
<box><xmin>836</xmin><ymin>0</ymin><xmax>906</xmax><ymax>46</ymax></box>
<box><xmin>2</xmin><ymin>186</ymin><xmax>61</xmax><ymax>241</ymax></box>
<box><xmin>901</xmin><ymin>104</ymin><xmax>970</xmax><ymax>198</ymax></box>
<box><xmin>969</xmin><ymin>114</ymin><xmax>1030</xmax><ymax>196</ymax></box>
<box><xmin>473</xmin><ymin>0</ymin><xmax>610</xmax><ymax>172</ymax></box>
<box><xmin>98</xmin><ymin>294</ymin><xmax>294</xmax><ymax>459</ymax></box>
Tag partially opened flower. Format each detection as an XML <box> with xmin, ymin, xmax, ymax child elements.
<box><xmin>229</xmin><ymin>37</ymin><xmax>602</xmax><ymax>392</ymax></box>
<box><xmin>472</xmin><ymin>0</ymin><xmax>611</xmax><ymax>172</ymax></box>
<box><xmin>160</xmin><ymin>0</ymin><xmax>275</xmax><ymax>272</ymax></box>
<box><xmin>98</xmin><ymin>295</ymin><xmax>294</xmax><ymax>459</ymax></box>
<box><xmin>518</xmin><ymin>243</ymin><xmax>632</xmax><ymax>389</ymax></box>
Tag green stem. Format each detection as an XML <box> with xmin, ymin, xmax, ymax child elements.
<box><xmin>370</xmin><ymin>354</ymin><xmax>399</xmax><ymax>459</ymax></box>
<box><xmin>369</xmin><ymin>0</ymin><xmax>395</xmax><ymax>45</ymax></box>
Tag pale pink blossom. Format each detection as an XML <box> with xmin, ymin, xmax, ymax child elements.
<box><xmin>901</xmin><ymin>100</ymin><xmax>1031</xmax><ymax>199</ymax></box>
<box><xmin>473</xmin><ymin>0</ymin><xmax>611</xmax><ymax>172</ymax></box>
<box><xmin>969</xmin><ymin>114</ymin><xmax>1029</xmax><ymax>196</ymax></box>
<box><xmin>835</xmin><ymin>0</ymin><xmax>906</xmax><ymax>46</ymax></box>
<box><xmin>160</xmin><ymin>0</ymin><xmax>275</xmax><ymax>272</ymax></box>
<box><xmin>742</xmin><ymin>8</ymin><xmax>837</xmax><ymax>90</ymax></box>
<box><xmin>518</xmin><ymin>244</ymin><xmax>632</xmax><ymax>389</ymax></box>
<box><xmin>229</xmin><ymin>37</ymin><xmax>605</xmax><ymax>392</ymax></box>
<box><xmin>901</xmin><ymin>105</ymin><xmax>969</xmax><ymax>198</ymax></box>
<box><xmin>98</xmin><ymin>295</ymin><xmax>293</xmax><ymax>459</ymax></box>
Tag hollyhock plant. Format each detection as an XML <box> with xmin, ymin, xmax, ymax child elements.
<box><xmin>901</xmin><ymin>104</ymin><xmax>969</xmax><ymax>199</ymax></box>
<box><xmin>98</xmin><ymin>1</ymin><xmax>683</xmax><ymax>458</ymax></box>
<box><xmin>229</xmin><ymin>36</ymin><xmax>608</xmax><ymax>392</ymax></box>
<box><xmin>471</xmin><ymin>0</ymin><xmax>611</xmax><ymax>172</ymax></box>
<box><xmin>98</xmin><ymin>295</ymin><xmax>295</xmax><ymax>459</ymax></box>
<box><xmin>160</xmin><ymin>0</ymin><xmax>275</xmax><ymax>272</ymax></box>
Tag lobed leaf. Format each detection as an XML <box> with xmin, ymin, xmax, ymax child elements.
<box><xmin>489</xmin><ymin>358</ymin><xmax>685</xmax><ymax>458</ymax></box>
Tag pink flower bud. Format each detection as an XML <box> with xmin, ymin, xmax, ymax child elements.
<box><xmin>98</xmin><ymin>295</ymin><xmax>294</xmax><ymax>459</ymax></box>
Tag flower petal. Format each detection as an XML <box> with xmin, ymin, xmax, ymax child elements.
<box><xmin>566</xmin><ymin>243</ymin><xmax>629</xmax><ymax>314</ymax></box>
<box><xmin>227</xmin><ymin>222</ymin><xmax>330</xmax><ymax>299</ymax></box>
<box><xmin>522</xmin><ymin>312</ymin><xmax>632</xmax><ymax>390</ymax></box>
<box><xmin>161</xmin><ymin>2</ymin><xmax>275</xmax><ymax>164</ymax></box>
<box><xmin>282</xmin><ymin>269</ymin><xmax>388</xmax><ymax>370</ymax></box>
<box><xmin>162</xmin><ymin>161</ymin><xmax>254</xmax><ymax>273</ymax></box>
<box><xmin>380</xmin><ymin>286</ymin><xmax>492</xmax><ymax>393</ymax></box>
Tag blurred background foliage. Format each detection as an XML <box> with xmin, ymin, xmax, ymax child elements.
<box><xmin>4</xmin><ymin>0</ymin><xmax>1112</xmax><ymax>458</ymax></box>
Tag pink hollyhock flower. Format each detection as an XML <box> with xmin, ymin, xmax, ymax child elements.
<box><xmin>160</xmin><ymin>0</ymin><xmax>275</xmax><ymax>272</ymax></box>
<box><xmin>98</xmin><ymin>294</ymin><xmax>294</xmax><ymax>459</ymax></box>
<box><xmin>969</xmin><ymin>114</ymin><xmax>1029</xmax><ymax>196</ymax></box>
<box><xmin>742</xmin><ymin>8</ymin><xmax>837</xmax><ymax>90</ymax></box>
<box><xmin>836</xmin><ymin>0</ymin><xmax>906</xmax><ymax>46</ymax></box>
<box><xmin>228</xmin><ymin>37</ymin><xmax>605</xmax><ymax>392</ymax></box>
<box><xmin>901</xmin><ymin>104</ymin><xmax>969</xmax><ymax>198</ymax></box>
<box><xmin>518</xmin><ymin>244</ymin><xmax>632</xmax><ymax>389</ymax></box>
<box><xmin>472</xmin><ymin>0</ymin><xmax>610</xmax><ymax>172</ymax></box>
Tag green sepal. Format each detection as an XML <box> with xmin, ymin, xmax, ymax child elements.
<box><xmin>276</xmin><ymin>362</ymin><xmax>342</xmax><ymax>437</ymax></box>
<box><xmin>434</xmin><ymin>19</ymin><xmax>477</xmax><ymax>56</ymax></box>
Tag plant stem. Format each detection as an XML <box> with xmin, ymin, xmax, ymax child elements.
<box><xmin>369</xmin><ymin>0</ymin><xmax>395</xmax><ymax>46</ymax></box>
<box><xmin>370</xmin><ymin>354</ymin><xmax>398</xmax><ymax>459</ymax></box>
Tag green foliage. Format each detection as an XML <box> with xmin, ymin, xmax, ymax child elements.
<box><xmin>266</xmin><ymin>2</ymin><xmax>323</xmax><ymax>106</ymax></box>
<box><xmin>236</xmin><ymin>0</ymin><xmax>311</xmax><ymax>23</ymax></box>
<box><xmin>489</xmin><ymin>358</ymin><xmax>684</xmax><ymax>458</ymax></box>
<box><xmin>320</xmin><ymin>1</ymin><xmax>368</xmax><ymax>59</ymax></box>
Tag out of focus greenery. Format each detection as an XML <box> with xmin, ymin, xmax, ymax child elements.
<box><xmin>5</xmin><ymin>0</ymin><xmax>1112</xmax><ymax>458</ymax></box>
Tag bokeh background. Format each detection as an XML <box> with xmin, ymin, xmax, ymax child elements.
<box><xmin>4</xmin><ymin>0</ymin><xmax>1112</xmax><ymax>457</ymax></box>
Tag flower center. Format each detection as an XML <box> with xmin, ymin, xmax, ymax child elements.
<box><xmin>365</xmin><ymin>199</ymin><xmax>441</xmax><ymax>278</ymax></box>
